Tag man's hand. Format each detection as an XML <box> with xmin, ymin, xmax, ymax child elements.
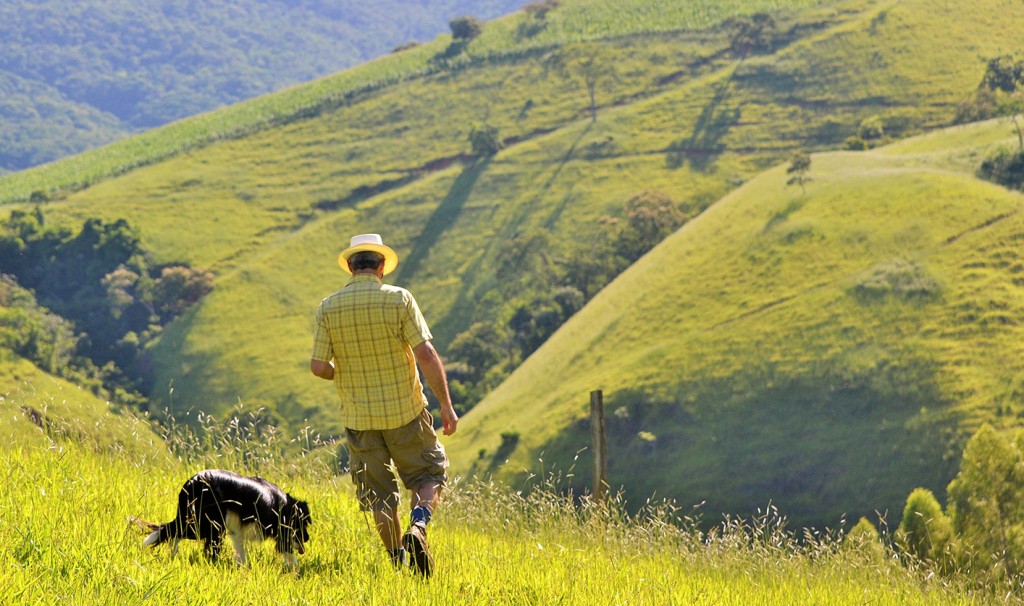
<box><xmin>440</xmin><ymin>405</ymin><xmax>459</xmax><ymax>436</ymax></box>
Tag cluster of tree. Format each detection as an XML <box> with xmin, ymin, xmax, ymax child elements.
<box><xmin>955</xmin><ymin>55</ymin><xmax>1024</xmax><ymax>126</ymax></box>
<box><xmin>0</xmin><ymin>275</ymin><xmax>78</xmax><ymax>377</ymax></box>
<box><xmin>951</xmin><ymin>54</ymin><xmax>1024</xmax><ymax>190</ymax></box>
<box><xmin>443</xmin><ymin>191</ymin><xmax>691</xmax><ymax>414</ymax></box>
<box><xmin>0</xmin><ymin>208</ymin><xmax>213</xmax><ymax>404</ymax></box>
<box><xmin>894</xmin><ymin>424</ymin><xmax>1024</xmax><ymax>583</ymax></box>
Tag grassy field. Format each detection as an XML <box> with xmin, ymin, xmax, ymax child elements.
<box><xmin>0</xmin><ymin>388</ymin><xmax>1013</xmax><ymax>605</ymax></box>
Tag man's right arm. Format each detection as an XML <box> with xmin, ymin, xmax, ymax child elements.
<box><xmin>413</xmin><ymin>340</ymin><xmax>458</xmax><ymax>436</ymax></box>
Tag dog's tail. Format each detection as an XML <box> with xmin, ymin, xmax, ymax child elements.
<box><xmin>128</xmin><ymin>516</ymin><xmax>169</xmax><ymax>547</ymax></box>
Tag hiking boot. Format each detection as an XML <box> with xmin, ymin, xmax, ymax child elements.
<box><xmin>402</xmin><ymin>523</ymin><xmax>433</xmax><ymax>577</ymax></box>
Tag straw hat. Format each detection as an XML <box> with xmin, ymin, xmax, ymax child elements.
<box><xmin>338</xmin><ymin>233</ymin><xmax>399</xmax><ymax>275</ymax></box>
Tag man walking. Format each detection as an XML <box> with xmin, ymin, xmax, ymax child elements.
<box><xmin>310</xmin><ymin>233</ymin><xmax>458</xmax><ymax>576</ymax></box>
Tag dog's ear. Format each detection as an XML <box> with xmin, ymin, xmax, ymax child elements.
<box><xmin>296</xmin><ymin>499</ymin><xmax>311</xmax><ymax>523</ymax></box>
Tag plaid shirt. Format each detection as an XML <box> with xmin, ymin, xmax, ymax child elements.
<box><xmin>311</xmin><ymin>274</ymin><xmax>432</xmax><ymax>430</ymax></box>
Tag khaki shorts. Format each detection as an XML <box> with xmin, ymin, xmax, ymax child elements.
<box><xmin>345</xmin><ymin>408</ymin><xmax>449</xmax><ymax>512</ymax></box>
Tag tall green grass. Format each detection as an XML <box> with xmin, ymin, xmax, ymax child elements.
<box><xmin>0</xmin><ymin>386</ymin><xmax>1016</xmax><ymax>605</ymax></box>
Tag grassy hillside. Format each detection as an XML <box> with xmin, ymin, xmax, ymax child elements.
<box><xmin>0</xmin><ymin>385</ymin><xmax>1013</xmax><ymax>605</ymax></box>
<box><xmin>0</xmin><ymin>355</ymin><xmax>167</xmax><ymax>459</ymax></box>
<box><xmin>2</xmin><ymin>0</ymin><xmax>1023</xmax><ymax>528</ymax></box>
<box><xmin>449</xmin><ymin>117</ymin><xmax>1024</xmax><ymax>528</ymax></box>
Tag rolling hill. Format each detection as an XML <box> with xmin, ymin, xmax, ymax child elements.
<box><xmin>0</xmin><ymin>0</ymin><xmax>528</xmax><ymax>172</ymax></box>
<box><xmin>449</xmin><ymin>119</ymin><xmax>1024</xmax><ymax>528</ymax></box>
<box><xmin>2</xmin><ymin>0</ymin><xmax>1024</xmax><ymax>528</ymax></box>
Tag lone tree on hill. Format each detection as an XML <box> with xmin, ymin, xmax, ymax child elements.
<box><xmin>787</xmin><ymin>152</ymin><xmax>812</xmax><ymax>194</ymax></box>
<box><xmin>469</xmin><ymin>123</ymin><xmax>503</xmax><ymax>157</ymax></box>
<box><xmin>724</xmin><ymin>13</ymin><xmax>777</xmax><ymax>59</ymax></box>
<box><xmin>549</xmin><ymin>45</ymin><xmax>618</xmax><ymax>122</ymax></box>
<box><xmin>450</xmin><ymin>16</ymin><xmax>483</xmax><ymax>41</ymax></box>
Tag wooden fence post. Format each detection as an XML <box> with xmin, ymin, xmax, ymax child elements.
<box><xmin>590</xmin><ymin>389</ymin><xmax>608</xmax><ymax>505</ymax></box>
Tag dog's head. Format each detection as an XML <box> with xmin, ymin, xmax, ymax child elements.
<box><xmin>278</xmin><ymin>496</ymin><xmax>312</xmax><ymax>555</ymax></box>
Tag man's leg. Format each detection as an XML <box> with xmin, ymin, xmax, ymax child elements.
<box><xmin>373</xmin><ymin>507</ymin><xmax>402</xmax><ymax>551</ymax></box>
<box><xmin>403</xmin><ymin>482</ymin><xmax>441</xmax><ymax>576</ymax></box>
<box><xmin>346</xmin><ymin>429</ymin><xmax>405</xmax><ymax>567</ymax></box>
<box><xmin>372</xmin><ymin>506</ymin><xmax>407</xmax><ymax>566</ymax></box>
<box><xmin>411</xmin><ymin>482</ymin><xmax>441</xmax><ymax>514</ymax></box>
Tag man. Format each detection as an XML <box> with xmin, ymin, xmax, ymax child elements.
<box><xmin>310</xmin><ymin>233</ymin><xmax>458</xmax><ymax>577</ymax></box>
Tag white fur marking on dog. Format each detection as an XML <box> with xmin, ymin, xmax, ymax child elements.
<box><xmin>225</xmin><ymin>511</ymin><xmax>264</xmax><ymax>565</ymax></box>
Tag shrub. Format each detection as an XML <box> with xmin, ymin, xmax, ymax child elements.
<box><xmin>850</xmin><ymin>258</ymin><xmax>941</xmax><ymax>302</ymax></box>
<box><xmin>947</xmin><ymin>424</ymin><xmax>1024</xmax><ymax>577</ymax></box>
<box><xmin>469</xmin><ymin>123</ymin><xmax>503</xmax><ymax>157</ymax></box>
<box><xmin>450</xmin><ymin>16</ymin><xmax>483</xmax><ymax>41</ymax></box>
<box><xmin>857</xmin><ymin>116</ymin><xmax>885</xmax><ymax>140</ymax></box>
<box><xmin>896</xmin><ymin>487</ymin><xmax>952</xmax><ymax>562</ymax></box>
<box><xmin>844</xmin><ymin>136</ymin><xmax>870</xmax><ymax>151</ymax></box>
<box><xmin>978</xmin><ymin>147</ymin><xmax>1024</xmax><ymax>191</ymax></box>
<box><xmin>845</xmin><ymin>517</ymin><xmax>887</xmax><ymax>563</ymax></box>
<box><xmin>953</xmin><ymin>88</ymin><xmax>999</xmax><ymax>124</ymax></box>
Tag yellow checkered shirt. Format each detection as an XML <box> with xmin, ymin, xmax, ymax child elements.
<box><xmin>311</xmin><ymin>274</ymin><xmax>432</xmax><ymax>430</ymax></box>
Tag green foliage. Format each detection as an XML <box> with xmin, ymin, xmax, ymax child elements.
<box><xmin>980</xmin><ymin>55</ymin><xmax>1024</xmax><ymax>93</ymax></box>
<box><xmin>468</xmin><ymin>123</ymin><xmax>504</xmax><ymax>156</ymax></box>
<box><xmin>450</xmin><ymin>16</ymin><xmax>484</xmax><ymax>41</ymax></box>
<box><xmin>0</xmin><ymin>276</ymin><xmax>77</xmax><ymax>375</ymax></box>
<box><xmin>613</xmin><ymin>191</ymin><xmax>690</xmax><ymax>264</ymax></box>
<box><xmin>953</xmin><ymin>54</ymin><xmax>1024</xmax><ymax>125</ymax></box>
<box><xmin>0</xmin><ymin>210</ymin><xmax>213</xmax><ymax>403</ymax></box>
<box><xmin>520</xmin><ymin>0</ymin><xmax>561</xmax><ymax>37</ymax></box>
<box><xmin>857</xmin><ymin>116</ymin><xmax>886</xmax><ymax>141</ymax></box>
<box><xmin>4</xmin><ymin>0</ymin><xmax>1024</xmax><ymax>533</ymax></box>
<box><xmin>978</xmin><ymin>146</ymin><xmax>1024</xmax><ymax>191</ymax></box>
<box><xmin>947</xmin><ymin>425</ymin><xmax>1024</xmax><ymax>579</ymax></box>
<box><xmin>896</xmin><ymin>487</ymin><xmax>952</xmax><ymax>563</ymax></box>
<box><xmin>448</xmin><ymin>321</ymin><xmax>506</xmax><ymax>385</ymax></box>
<box><xmin>845</xmin><ymin>517</ymin><xmax>887</xmax><ymax>563</ymax></box>
<box><xmin>786</xmin><ymin>152</ymin><xmax>812</xmax><ymax>193</ymax></box>
<box><xmin>524</xmin><ymin>0</ymin><xmax>560</xmax><ymax>21</ymax></box>
<box><xmin>724</xmin><ymin>12</ymin><xmax>778</xmax><ymax>58</ymax></box>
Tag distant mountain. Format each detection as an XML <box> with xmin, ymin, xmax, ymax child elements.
<box><xmin>0</xmin><ymin>0</ymin><xmax>527</xmax><ymax>172</ymax></box>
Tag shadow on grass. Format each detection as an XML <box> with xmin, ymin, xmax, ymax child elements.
<box><xmin>666</xmin><ymin>70</ymin><xmax>741</xmax><ymax>172</ymax></box>
<box><xmin>395</xmin><ymin>159</ymin><xmax>489</xmax><ymax>284</ymax></box>
<box><xmin>522</xmin><ymin>357</ymin><xmax>961</xmax><ymax>531</ymax></box>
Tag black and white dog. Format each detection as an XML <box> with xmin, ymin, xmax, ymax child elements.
<box><xmin>139</xmin><ymin>469</ymin><xmax>312</xmax><ymax>567</ymax></box>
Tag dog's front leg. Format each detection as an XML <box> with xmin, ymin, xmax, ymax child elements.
<box><xmin>230</xmin><ymin>532</ymin><xmax>247</xmax><ymax>566</ymax></box>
